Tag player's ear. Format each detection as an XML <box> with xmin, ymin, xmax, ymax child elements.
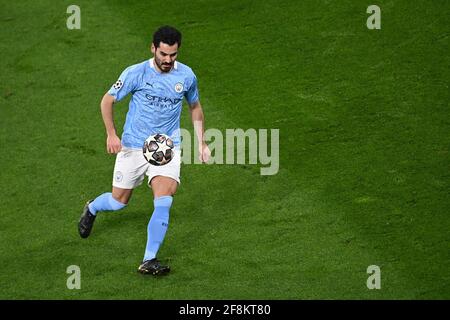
<box><xmin>151</xmin><ymin>43</ymin><xmax>156</xmax><ymax>55</ymax></box>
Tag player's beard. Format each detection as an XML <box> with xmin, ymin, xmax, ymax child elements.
<box><xmin>155</xmin><ymin>57</ymin><xmax>173</xmax><ymax>73</ymax></box>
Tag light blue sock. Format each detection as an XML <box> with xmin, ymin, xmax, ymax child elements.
<box><xmin>88</xmin><ymin>192</ymin><xmax>126</xmax><ymax>215</ymax></box>
<box><xmin>143</xmin><ymin>196</ymin><xmax>173</xmax><ymax>261</ymax></box>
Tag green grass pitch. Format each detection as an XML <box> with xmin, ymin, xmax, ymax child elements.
<box><xmin>0</xmin><ymin>0</ymin><xmax>448</xmax><ymax>299</ymax></box>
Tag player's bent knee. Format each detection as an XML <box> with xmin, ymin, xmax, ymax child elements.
<box><xmin>112</xmin><ymin>187</ymin><xmax>133</xmax><ymax>205</ymax></box>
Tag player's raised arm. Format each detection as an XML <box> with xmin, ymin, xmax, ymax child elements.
<box><xmin>189</xmin><ymin>100</ymin><xmax>210</xmax><ymax>163</ymax></box>
<box><xmin>100</xmin><ymin>92</ymin><xmax>122</xmax><ymax>154</ymax></box>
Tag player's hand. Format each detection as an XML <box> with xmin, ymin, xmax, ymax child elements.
<box><xmin>106</xmin><ymin>134</ymin><xmax>122</xmax><ymax>154</ymax></box>
<box><xmin>198</xmin><ymin>142</ymin><xmax>211</xmax><ymax>163</ymax></box>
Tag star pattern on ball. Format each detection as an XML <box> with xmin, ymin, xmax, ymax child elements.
<box><xmin>142</xmin><ymin>134</ymin><xmax>175</xmax><ymax>166</ymax></box>
<box><xmin>143</xmin><ymin>147</ymin><xmax>154</xmax><ymax>162</ymax></box>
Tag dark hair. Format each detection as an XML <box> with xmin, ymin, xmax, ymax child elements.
<box><xmin>152</xmin><ymin>25</ymin><xmax>182</xmax><ymax>48</ymax></box>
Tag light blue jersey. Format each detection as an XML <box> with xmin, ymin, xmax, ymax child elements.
<box><xmin>108</xmin><ymin>58</ymin><xmax>199</xmax><ymax>148</ymax></box>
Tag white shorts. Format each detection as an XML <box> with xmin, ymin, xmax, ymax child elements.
<box><xmin>112</xmin><ymin>146</ymin><xmax>181</xmax><ymax>189</ymax></box>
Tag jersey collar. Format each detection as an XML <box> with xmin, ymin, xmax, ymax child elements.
<box><xmin>149</xmin><ymin>58</ymin><xmax>178</xmax><ymax>72</ymax></box>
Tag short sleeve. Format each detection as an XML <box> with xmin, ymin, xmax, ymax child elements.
<box><xmin>107</xmin><ymin>65</ymin><xmax>139</xmax><ymax>102</ymax></box>
<box><xmin>184</xmin><ymin>74</ymin><xmax>199</xmax><ymax>105</ymax></box>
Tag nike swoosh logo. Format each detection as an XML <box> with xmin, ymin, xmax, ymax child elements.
<box><xmin>146</xmin><ymin>82</ymin><xmax>153</xmax><ymax>87</ymax></box>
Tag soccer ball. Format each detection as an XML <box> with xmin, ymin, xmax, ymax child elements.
<box><xmin>143</xmin><ymin>133</ymin><xmax>174</xmax><ymax>166</ymax></box>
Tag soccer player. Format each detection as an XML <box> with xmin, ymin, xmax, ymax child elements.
<box><xmin>78</xmin><ymin>26</ymin><xmax>210</xmax><ymax>275</ymax></box>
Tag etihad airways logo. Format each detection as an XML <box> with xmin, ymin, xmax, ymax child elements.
<box><xmin>145</xmin><ymin>94</ymin><xmax>183</xmax><ymax>108</ymax></box>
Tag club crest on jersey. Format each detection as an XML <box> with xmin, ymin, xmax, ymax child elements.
<box><xmin>113</xmin><ymin>79</ymin><xmax>123</xmax><ymax>90</ymax></box>
<box><xmin>174</xmin><ymin>82</ymin><xmax>183</xmax><ymax>93</ymax></box>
